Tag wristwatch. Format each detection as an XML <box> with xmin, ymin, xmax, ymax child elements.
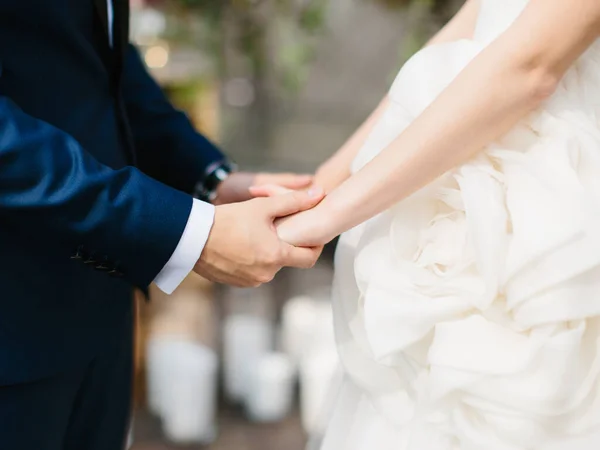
<box><xmin>194</xmin><ymin>160</ymin><xmax>237</xmax><ymax>203</ymax></box>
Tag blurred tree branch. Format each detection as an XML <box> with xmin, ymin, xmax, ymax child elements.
<box><xmin>149</xmin><ymin>0</ymin><xmax>459</xmax><ymax>85</ymax></box>
<box><xmin>145</xmin><ymin>0</ymin><xmax>460</xmax><ymax>149</ymax></box>
<box><xmin>374</xmin><ymin>0</ymin><xmax>456</xmax><ymax>18</ymax></box>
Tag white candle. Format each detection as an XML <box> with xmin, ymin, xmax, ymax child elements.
<box><xmin>245</xmin><ymin>352</ymin><xmax>296</xmax><ymax>423</ymax></box>
<box><xmin>126</xmin><ymin>425</ymin><xmax>134</xmax><ymax>449</ymax></box>
<box><xmin>160</xmin><ymin>340</ymin><xmax>219</xmax><ymax>445</ymax></box>
<box><xmin>146</xmin><ymin>337</ymin><xmax>177</xmax><ymax>416</ymax></box>
<box><xmin>223</xmin><ymin>315</ymin><xmax>273</xmax><ymax>402</ymax></box>
<box><xmin>311</xmin><ymin>301</ymin><xmax>336</xmax><ymax>349</ymax></box>
<box><xmin>300</xmin><ymin>347</ymin><xmax>340</xmax><ymax>435</ymax></box>
<box><xmin>280</xmin><ymin>296</ymin><xmax>319</xmax><ymax>362</ymax></box>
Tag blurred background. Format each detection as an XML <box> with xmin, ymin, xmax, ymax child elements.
<box><xmin>129</xmin><ymin>0</ymin><xmax>462</xmax><ymax>449</ymax></box>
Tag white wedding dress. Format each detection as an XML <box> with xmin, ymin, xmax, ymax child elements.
<box><xmin>320</xmin><ymin>0</ymin><xmax>600</xmax><ymax>449</ymax></box>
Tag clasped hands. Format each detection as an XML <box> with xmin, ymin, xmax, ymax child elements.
<box><xmin>194</xmin><ymin>171</ymin><xmax>335</xmax><ymax>288</ymax></box>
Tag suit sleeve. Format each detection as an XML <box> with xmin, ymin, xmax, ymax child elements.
<box><xmin>0</xmin><ymin>95</ymin><xmax>193</xmax><ymax>289</ymax></box>
<box><xmin>121</xmin><ymin>44</ymin><xmax>225</xmax><ymax>194</ymax></box>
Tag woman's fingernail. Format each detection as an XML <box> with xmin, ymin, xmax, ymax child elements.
<box><xmin>308</xmin><ymin>186</ymin><xmax>324</xmax><ymax>198</ymax></box>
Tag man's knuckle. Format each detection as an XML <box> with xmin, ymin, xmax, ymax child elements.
<box><xmin>254</xmin><ymin>275</ymin><xmax>269</xmax><ymax>285</ymax></box>
<box><xmin>261</xmin><ymin>248</ymin><xmax>281</xmax><ymax>266</ymax></box>
<box><xmin>250</xmin><ymin>197</ymin><xmax>266</xmax><ymax>209</ymax></box>
<box><xmin>265</xmin><ymin>255</ymin><xmax>278</xmax><ymax>266</ymax></box>
<box><xmin>258</xmin><ymin>266</ymin><xmax>278</xmax><ymax>283</ymax></box>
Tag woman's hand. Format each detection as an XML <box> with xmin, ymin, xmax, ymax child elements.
<box><xmin>275</xmin><ymin>204</ymin><xmax>335</xmax><ymax>248</ymax></box>
<box><xmin>248</xmin><ymin>183</ymin><xmax>295</xmax><ymax>198</ymax></box>
<box><xmin>215</xmin><ymin>172</ymin><xmax>313</xmax><ymax>205</ymax></box>
<box><xmin>249</xmin><ymin>183</ymin><xmax>335</xmax><ymax>247</ymax></box>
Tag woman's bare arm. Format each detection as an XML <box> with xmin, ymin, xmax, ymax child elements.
<box><xmin>278</xmin><ymin>0</ymin><xmax>600</xmax><ymax>246</ymax></box>
<box><xmin>300</xmin><ymin>0</ymin><xmax>482</xmax><ymax>193</ymax></box>
<box><xmin>312</xmin><ymin>96</ymin><xmax>389</xmax><ymax>192</ymax></box>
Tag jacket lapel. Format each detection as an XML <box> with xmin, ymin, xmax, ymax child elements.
<box><xmin>93</xmin><ymin>0</ymin><xmax>110</xmax><ymax>41</ymax></box>
<box><xmin>113</xmin><ymin>0</ymin><xmax>130</xmax><ymax>73</ymax></box>
<box><xmin>93</xmin><ymin>0</ymin><xmax>130</xmax><ymax>82</ymax></box>
<box><xmin>92</xmin><ymin>0</ymin><xmax>115</xmax><ymax>74</ymax></box>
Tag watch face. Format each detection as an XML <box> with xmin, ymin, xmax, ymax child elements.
<box><xmin>215</xmin><ymin>167</ymin><xmax>230</xmax><ymax>181</ymax></box>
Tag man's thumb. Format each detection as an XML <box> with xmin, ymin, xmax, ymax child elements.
<box><xmin>267</xmin><ymin>186</ymin><xmax>325</xmax><ymax>218</ymax></box>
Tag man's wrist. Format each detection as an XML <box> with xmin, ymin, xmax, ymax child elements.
<box><xmin>193</xmin><ymin>160</ymin><xmax>237</xmax><ymax>202</ymax></box>
<box><xmin>153</xmin><ymin>198</ymin><xmax>215</xmax><ymax>294</ymax></box>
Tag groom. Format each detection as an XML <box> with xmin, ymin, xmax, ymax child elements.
<box><xmin>0</xmin><ymin>1</ymin><xmax>322</xmax><ymax>449</ymax></box>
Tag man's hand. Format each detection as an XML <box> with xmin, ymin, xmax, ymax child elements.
<box><xmin>214</xmin><ymin>172</ymin><xmax>313</xmax><ymax>205</ymax></box>
<box><xmin>194</xmin><ymin>188</ymin><xmax>325</xmax><ymax>287</ymax></box>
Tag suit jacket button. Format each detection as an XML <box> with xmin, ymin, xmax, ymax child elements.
<box><xmin>70</xmin><ymin>245</ymin><xmax>85</xmax><ymax>260</ymax></box>
<box><xmin>94</xmin><ymin>259</ymin><xmax>112</xmax><ymax>272</ymax></box>
<box><xmin>84</xmin><ymin>255</ymin><xmax>97</xmax><ymax>265</ymax></box>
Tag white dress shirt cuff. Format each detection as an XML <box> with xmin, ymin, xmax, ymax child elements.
<box><xmin>153</xmin><ymin>199</ymin><xmax>215</xmax><ymax>294</ymax></box>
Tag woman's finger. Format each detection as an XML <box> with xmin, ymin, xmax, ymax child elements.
<box><xmin>249</xmin><ymin>184</ymin><xmax>293</xmax><ymax>197</ymax></box>
<box><xmin>255</xmin><ymin>173</ymin><xmax>313</xmax><ymax>189</ymax></box>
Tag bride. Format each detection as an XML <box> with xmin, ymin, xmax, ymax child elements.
<box><xmin>254</xmin><ymin>0</ymin><xmax>600</xmax><ymax>448</ymax></box>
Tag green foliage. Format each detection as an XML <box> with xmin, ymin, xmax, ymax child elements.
<box><xmin>153</xmin><ymin>0</ymin><xmax>455</xmax><ymax>94</ymax></box>
<box><xmin>371</xmin><ymin>0</ymin><xmax>453</xmax><ymax>14</ymax></box>
<box><xmin>298</xmin><ymin>3</ymin><xmax>326</xmax><ymax>33</ymax></box>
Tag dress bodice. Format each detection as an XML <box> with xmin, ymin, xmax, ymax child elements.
<box><xmin>330</xmin><ymin>1</ymin><xmax>600</xmax><ymax>449</ymax></box>
<box><xmin>473</xmin><ymin>0</ymin><xmax>528</xmax><ymax>45</ymax></box>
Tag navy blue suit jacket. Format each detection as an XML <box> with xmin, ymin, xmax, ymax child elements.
<box><xmin>0</xmin><ymin>0</ymin><xmax>223</xmax><ymax>384</ymax></box>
